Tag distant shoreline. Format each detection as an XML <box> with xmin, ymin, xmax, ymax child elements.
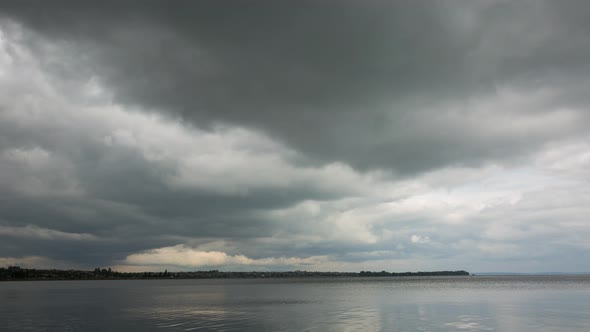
<box><xmin>472</xmin><ymin>272</ymin><xmax>590</xmax><ymax>276</ymax></box>
<box><xmin>0</xmin><ymin>267</ymin><xmax>469</xmax><ymax>281</ymax></box>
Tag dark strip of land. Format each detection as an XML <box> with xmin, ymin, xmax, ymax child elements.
<box><xmin>1</xmin><ymin>266</ymin><xmax>469</xmax><ymax>280</ymax></box>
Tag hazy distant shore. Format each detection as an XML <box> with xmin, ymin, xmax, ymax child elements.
<box><xmin>0</xmin><ymin>266</ymin><xmax>469</xmax><ymax>281</ymax></box>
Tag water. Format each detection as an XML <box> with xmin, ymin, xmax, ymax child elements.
<box><xmin>1</xmin><ymin>276</ymin><xmax>589</xmax><ymax>331</ymax></box>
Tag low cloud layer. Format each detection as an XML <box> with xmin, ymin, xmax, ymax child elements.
<box><xmin>1</xmin><ymin>2</ymin><xmax>590</xmax><ymax>273</ymax></box>
<box><xmin>120</xmin><ymin>244</ymin><xmax>328</xmax><ymax>271</ymax></box>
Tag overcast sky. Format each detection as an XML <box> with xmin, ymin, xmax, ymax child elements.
<box><xmin>1</xmin><ymin>1</ymin><xmax>590</xmax><ymax>273</ymax></box>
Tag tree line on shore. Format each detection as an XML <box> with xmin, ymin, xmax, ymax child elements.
<box><xmin>0</xmin><ymin>266</ymin><xmax>469</xmax><ymax>280</ymax></box>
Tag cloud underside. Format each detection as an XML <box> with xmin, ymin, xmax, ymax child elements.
<box><xmin>1</xmin><ymin>1</ymin><xmax>590</xmax><ymax>272</ymax></box>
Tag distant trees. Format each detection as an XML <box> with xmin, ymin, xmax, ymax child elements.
<box><xmin>0</xmin><ymin>266</ymin><xmax>27</xmax><ymax>279</ymax></box>
<box><xmin>1</xmin><ymin>267</ymin><xmax>470</xmax><ymax>281</ymax></box>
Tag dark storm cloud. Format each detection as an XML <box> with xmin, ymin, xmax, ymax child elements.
<box><xmin>0</xmin><ymin>129</ymin><xmax>343</xmax><ymax>267</ymax></box>
<box><xmin>3</xmin><ymin>1</ymin><xmax>590</xmax><ymax>272</ymax></box>
<box><xmin>5</xmin><ymin>0</ymin><xmax>590</xmax><ymax>173</ymax></box>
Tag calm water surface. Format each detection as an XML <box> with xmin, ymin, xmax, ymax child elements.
<box><xmin>1</xmin><ymin>276</ymin><xmax>589</xmax><ymax>331</ymax></box>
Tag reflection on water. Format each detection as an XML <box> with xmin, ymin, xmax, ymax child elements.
<box><xmin>1</xmin><ymin>276</ymin><xmax>590</xmax><ymax>331</ymax></box>
<box><xmin>444</xmin><ymin>315</ymin><xmax>494</xmax><ymax>331</ymax></box>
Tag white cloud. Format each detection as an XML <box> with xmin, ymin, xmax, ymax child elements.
<box><xmin>411</xmin><ymin>235</ymin><xmax>431</xmax><ymax>244</ymax></box>
<box><xmin>122</xmin><ymin>244</ymin><xmax>328</xmax><ymax>269</ymax></box>
<box><xmin>535</xmin><ymin>138</ymin><xmax>590</xmax><ymax>178</ymax></box>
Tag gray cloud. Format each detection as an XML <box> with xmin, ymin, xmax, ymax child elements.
<box><xmin>5</xmin><ymin>1</ymin><xmax>590</xmax><ymax>173</ymax></box>
<box><xmin>1</xmin><ymin>1</ymin><xmax>590</xmax><ymax>272</ymax></box>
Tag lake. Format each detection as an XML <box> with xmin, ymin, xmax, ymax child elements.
<box><xmin>1</xmin><ymin>275</ymin><xmax>589</xmax><ymax>331</ymax></box>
